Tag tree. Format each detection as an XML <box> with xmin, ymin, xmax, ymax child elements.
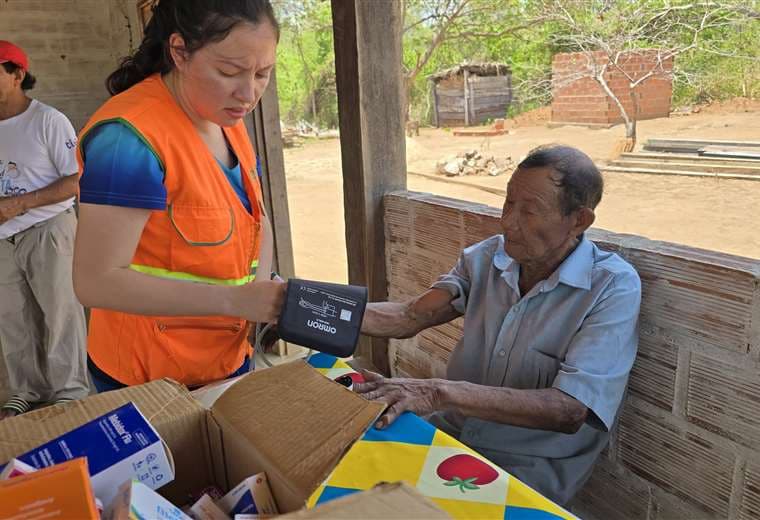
<box><xmin>272</xmin><ymin>0</ymin><xmax>337</xmax><ymax>126</ymax></box>
<box><xmin>541</xmin><ymin>0</ymin><xmax>760</xmax><ymax>150</ymax></box>
<box><xmin>400</xmin><ymin>0</ymin><xmax>547</xmax><ymax>120</ymax></box>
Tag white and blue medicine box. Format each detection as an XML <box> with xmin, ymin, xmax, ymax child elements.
<box><xmin>217</xmin><ymin>473</ymin><xmax>278</xmax><ymax>517</ymax></box>
<box><xmin>4</xmin><ymin>402</ymin><xmax>173</xmax><ymax>506</ymax></box>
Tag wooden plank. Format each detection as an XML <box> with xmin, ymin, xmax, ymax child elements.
<box><xmin>645</xmin><ymin>138</ymin><xmax>760</xmax><ymax>154</ymax></box>
<box><xmin>603</xmin><ymin>165</ymin><xmax>760</xmax><ymax>181</ymax></box>
<box><xmin>331</xmin><ymin>0</ymin><xmax>368</xmax><ymax>361</ymax></box>
<box><xmin>620</xmin><ymin>152</ymin><xmax>760</xmax><ymax>166</ymax></box>
<box><xmin>436</xmin><ymin>87</ymin><xmax>464</xmax><ymax>96</ymax></box>
<box><xmin>332</xmin><ymin>0</ymin><xmax>407</xmax><ymax>374</ymax></box>
<box><xmin>611</xmin><ymin>160</ymin><xmax>760</xmax><ymax>175</ymax></box>
<box><xmin>470</xmin><ymin>87</ymin><xmax>511</xmax><ymax>95</ymax></box>
<box><xmin>463</xmin><ymin>69</ymin><xmax>471</xmax><ymax>126</ymax></box>
<box><xmin>701</xmin><ymin>146</ymin><xmax>760</xmax><ymax>160</ymax></box>
<box><xmin>437</xmin><ymin>111</ymin><xmax>465</xmax><ymax>118</ymax></box>
<box><xmin>471</xmin><ymin>92</ymin><xmax>510</xmax><ymax>101</ymax></box>
<box><xmin>431</xmin><ymin>81</ymin><xmax>439</xmax><ymax>128</ymax></box>
<box><xmin>469</xmin><ymin>75</ymin><xmax>510</xmax><ymax>85</ymax></box>
<box><xmin>437</xmin><ymin>99</ymin><xmax>465</xmax><ymax>109</ymax></box>
<box><xmin>247</xmin><ymin>69</ymin><xmax>296</xmax><ymax>280</ymax></box>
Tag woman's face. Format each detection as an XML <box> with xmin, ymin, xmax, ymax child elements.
<box><xmin>170</xmin><ymin>21</ymin><xmax>278</xmax><ymax>127</ymax></box>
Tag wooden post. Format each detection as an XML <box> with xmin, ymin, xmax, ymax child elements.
<box><xmin>331</xmin><ymin>0</ymin><xmax>407</xmax><ymax>375</ymax></box>
<box><xmin>246</xmin><ymin>69</ymin><xmax>296</xmax><ymax>280</ymax></box>
<box><xmin>469</xmin><ymin>74</ymin><xmax>477</xmax><ymax>124</ymax></box>
<box><xmin>431</xmin><ymin>81</ymin><xmax>440</xmax><ymax>128</ymax></box>
<box><xmin>246</xmin><ymin>69</ymin><xmax>295</xmax><ymax>357</ymax></box>
<box><xmin>463</xmin><ymin>69</ymin><xmax>470</xmax><ymax>126</ymax></box>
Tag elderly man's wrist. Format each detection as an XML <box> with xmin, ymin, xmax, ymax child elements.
<box><xmin>436</xmin><ymin>378</ymin><xmax>463</xmax><ymax>411</ymax></box>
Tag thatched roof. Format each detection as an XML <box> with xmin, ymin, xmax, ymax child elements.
<box><xmin>428</xmin><ymin>62</ymin><xmax>510</xmax><ymax>82</ymax></box>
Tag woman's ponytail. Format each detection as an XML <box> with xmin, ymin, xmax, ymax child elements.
<box><xmin>106</xmin><ymin>4</ymin><xmax>174</xmax><ymax>95</ymax></box>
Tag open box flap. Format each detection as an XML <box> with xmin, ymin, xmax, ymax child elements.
<box><xmin>210</xmin><ymin>361</ymin><xmax>384</xmax><ymax>509</ymax></box>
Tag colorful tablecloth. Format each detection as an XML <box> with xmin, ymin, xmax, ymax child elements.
<box><xmin>306</xmin><ymin>353</ymin><xmax>577</xmax><ymax>520</ymax></box>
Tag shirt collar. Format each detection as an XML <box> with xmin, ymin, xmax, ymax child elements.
<box><xmin>550</xmin><ymin>235</ymin><xmax>594</xmax><ymax>291</ymax></box>
<box><xmin>493</xmin><ymin>237</ymin><xmax>520</xmax><ymax>293</ymax></box>
<box><xmin>493</xmin><ymin>234</ymin><xmax>594</xmax><ymax>292</ymax></box>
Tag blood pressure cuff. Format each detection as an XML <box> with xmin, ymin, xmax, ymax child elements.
<box><xmin>277</xmin><ymin>278</ymin><xmax>368</xmax><ymax>358</ymax></box>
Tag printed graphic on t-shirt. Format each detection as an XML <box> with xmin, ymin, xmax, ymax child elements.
<box><xmin>0</xmin><ymin>159</ymin><xmax>27</xmax><ymax>196</ymax></box>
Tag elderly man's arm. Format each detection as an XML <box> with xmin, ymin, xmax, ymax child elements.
<box><xmin>0</xmin><ymin>173</ymin><xmax>79</xmax><ymax>224</ymax></box>
<box><xmin>361</xmin><ymin>288</ymin><xmax>462</xmax><ymax>339</ymax></box>
<box><xmin>444</xmin><ymin>382</ymin><xmax>587</xmax><ymax>433</ymax></box>
<box><xmin>355</xmin><ymin>372</ymin><xmax>587</xmax><ymax>433</ymax></box>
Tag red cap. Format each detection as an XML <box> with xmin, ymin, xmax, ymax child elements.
<box><xmin>0</xmin><ymin>41</ymin><xmax>29</xmax><ymax>71</ymax></box>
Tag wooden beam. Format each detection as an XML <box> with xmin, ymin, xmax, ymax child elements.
<box><xmin>331</xmin><ymin>0</ymin><xmax>407</xmax><ymax>375</ymax></box>
<box><xmin>247</xmin><ymin>69</ymin><xmax>296</xmax><ymax>280</ymax></box>
<box><xmin>432</xmin><ymin>81</ymin><xmax>440</xmax><ymax>128</ymax></box>
<box><xmin>463</xmin><ymin>69</ymin><xmax>470</xmax><ymax>126</ymax></box>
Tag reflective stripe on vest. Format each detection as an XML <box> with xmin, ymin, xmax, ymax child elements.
<box><xmin>128</xmin><ymin>259</ymin><xmax>259</xmax><ymax>286</ymax></box>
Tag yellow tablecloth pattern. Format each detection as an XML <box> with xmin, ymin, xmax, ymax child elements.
<box><xmin>306</xmin><ymin>354</ymin><xmax>577</xmax><ymax>520</ymax></box>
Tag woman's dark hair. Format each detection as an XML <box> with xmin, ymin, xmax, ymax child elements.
<box><xmin>107</xmin><ymin>0</ymin><xmax>279</xmax><ymax>95</ymax></box>
<box><xmin>1</xmin><ymin>62</ymin><xmax>37</xmax><ymax>90</ymax></box>
<box><xmin>518</xmin><ymin>145</ymin><xmax>604</xmax><ymax>215</ymax></box>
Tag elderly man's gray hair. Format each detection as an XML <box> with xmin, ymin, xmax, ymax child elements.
<box><xmin>518</xmin><ymin>145</ymin><xmax>603</xmax><ymax>215</ymax></box>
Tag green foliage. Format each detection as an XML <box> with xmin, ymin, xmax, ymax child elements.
<box><xmin>271</xmin><ymin>0</ymin><xmax>760</xmax><ymax>127</ymax></box>
<box><xmin>673</xmin><ymin>22</ymin><xmax>760</xmax><ymax>105</ymax></box>
<box><xmin>272</xmin><ymin>0</ymin><xmax>336</xmax><ymax>127</ymax></box>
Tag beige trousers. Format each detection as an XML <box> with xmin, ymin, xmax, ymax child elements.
<box><xmin>0</xmin><ymin>209</ymin><xmax>89</xmax><ymax>404</ymax></box>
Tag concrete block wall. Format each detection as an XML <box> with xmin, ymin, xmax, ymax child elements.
<box><xmin>552</xmin><ymin>50</ymin><xmax>673</xmax><ymax>126</ymax></box>
<box><xmin>384</xmin><ymin>191</ymin><xmax>760</xmax><ymax>519</ymax></box>
<box><xmin>0</xmin><ymin>0</ymin><xmax>141</xmax><ymax>130</ymax></box>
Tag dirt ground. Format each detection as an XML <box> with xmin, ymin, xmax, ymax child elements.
<box><xmin>284</xmin><ymin>108</ymin><xmax>760</xmax><ymax>283</ymax></box>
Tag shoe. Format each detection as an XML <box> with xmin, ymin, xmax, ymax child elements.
<box><xmin>0</xmin><ymin>396</ymin><xmax>32</xmax><ymax>420</ymax></box>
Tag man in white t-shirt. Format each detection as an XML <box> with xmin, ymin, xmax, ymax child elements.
<box><xmin>0</xmin><ymin>41</ymin><xmax>88</xmax><ymax>419</ymax></box>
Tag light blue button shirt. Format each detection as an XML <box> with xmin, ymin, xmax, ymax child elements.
<box><xmin>429</xmin><ymin>234</ymin><xmax>641</xmax><ymax>505</ymax></box>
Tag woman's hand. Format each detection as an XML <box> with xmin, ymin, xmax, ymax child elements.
<box><xmin>232</xmin><ymin>278</ymin><xmax>287</xmax><ymax>323</ymax></box>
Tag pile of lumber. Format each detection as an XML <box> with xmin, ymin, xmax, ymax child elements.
<box><xmin>643</xmin><ymin>138</ymin><xmax>760</xmax><ymax>156</ymax></box>
<box><xmin>604</xmin><ymin>138</ymin><xmax>760</xmax><ymax>181</ymax></box>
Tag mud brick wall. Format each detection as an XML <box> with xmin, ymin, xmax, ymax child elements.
<box><xmin>1</xmin><ymin>0</ymin><xmax>141</xmax><ymax>130</ymax></box>
<box><xmin>551</xmin><ymin>50</ymin><xmax>673</xmax><ymax>126</ymax></box>
<box><xmin>384</xmin><ymin>191</ymin><xmax>760</xmax><ymax>520</ymax></box>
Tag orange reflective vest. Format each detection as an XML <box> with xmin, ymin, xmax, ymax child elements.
<box><xmin>77</xmin><ymin>74</ymin><xmax>264</xmax><ymax>386</ymax></box>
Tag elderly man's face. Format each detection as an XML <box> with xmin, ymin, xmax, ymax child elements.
<box><xmin>0</xmin><ymin>66</ymin><xmax>21</xmax><ymax>106</ymax></box>
<box><xmin>501</xmin><ymin>166</ymin><xmax>586</xmax><ymax>264</ymax></box>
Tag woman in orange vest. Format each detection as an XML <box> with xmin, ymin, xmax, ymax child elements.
<box><xmin>73</xmin><ymin>0</ymin><xmax>285</xmax><ymax>391</ymax></box>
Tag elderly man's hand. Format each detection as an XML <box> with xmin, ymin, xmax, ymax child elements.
<box><xmin>0</xmin><ymin>197</ymin><xmax>25</xmax><ymax>225</ymax></box>
<box><xmin>354</xmin><ymin>370</ymin><xmax>445</xmax><ymax>429</ymax></box>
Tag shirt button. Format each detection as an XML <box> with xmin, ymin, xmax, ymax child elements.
<box><xmin>498</xmin><ymin>350</ymin><xmax>506</xmax><ymax>357</ymax></box>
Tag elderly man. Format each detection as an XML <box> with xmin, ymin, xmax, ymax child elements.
<box><xmin>0</xmin><ymin>41</ymin><xmax>88</xmax><ymax>418</ymax></box>
<box><xmin>357</xmin><ymin>145</ymin><xmax>641</xmax><ymax>505</ymax></box>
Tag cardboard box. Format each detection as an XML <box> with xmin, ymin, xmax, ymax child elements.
<box><xmin>2</xmin><ymin>401</ymin><xmax>174</xmax><ymax>506</ymax></box>
<box><xmin>0</xmin><ymin>457</ymin><xmax>99</xmax><ymax>520</ymax></box>
<box><xmin>217</xmin><ymin>473</ymin><xmax>277</xmax><ymax>517</ymax></box>
<box><xmin>0</xmin><ymin>361</ymin><xmax>384</xmax><ymax>514</ymax></box>
<box><xmin>278</xmin><ymin>482</ymin><xmax>450</xmax><ymax>519</ymax></box>
<box><xmin>104</xmin><ymin>480</ymin><xmax>191</xmax><ymax>520</ymax></box>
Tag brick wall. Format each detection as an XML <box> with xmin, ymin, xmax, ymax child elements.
<box><xmin>385</xmin><ymin>190</ymin><xmax>760</xmax><ymax>520</ymax></box>
<box><xmin>552</xmin><ymin>50</ymin><xmax>673</xmax><ymax>126</ymax></box>
<box><xmin>0</xmin><ymin>0</ymin><xmax>141</xmax><ymax>130</ymax></box>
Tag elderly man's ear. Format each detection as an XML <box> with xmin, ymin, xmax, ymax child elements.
<box><xmin>573</xmin><ymin>207</ymin><xmax>596</xmax><ymax>235</ymax></box>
